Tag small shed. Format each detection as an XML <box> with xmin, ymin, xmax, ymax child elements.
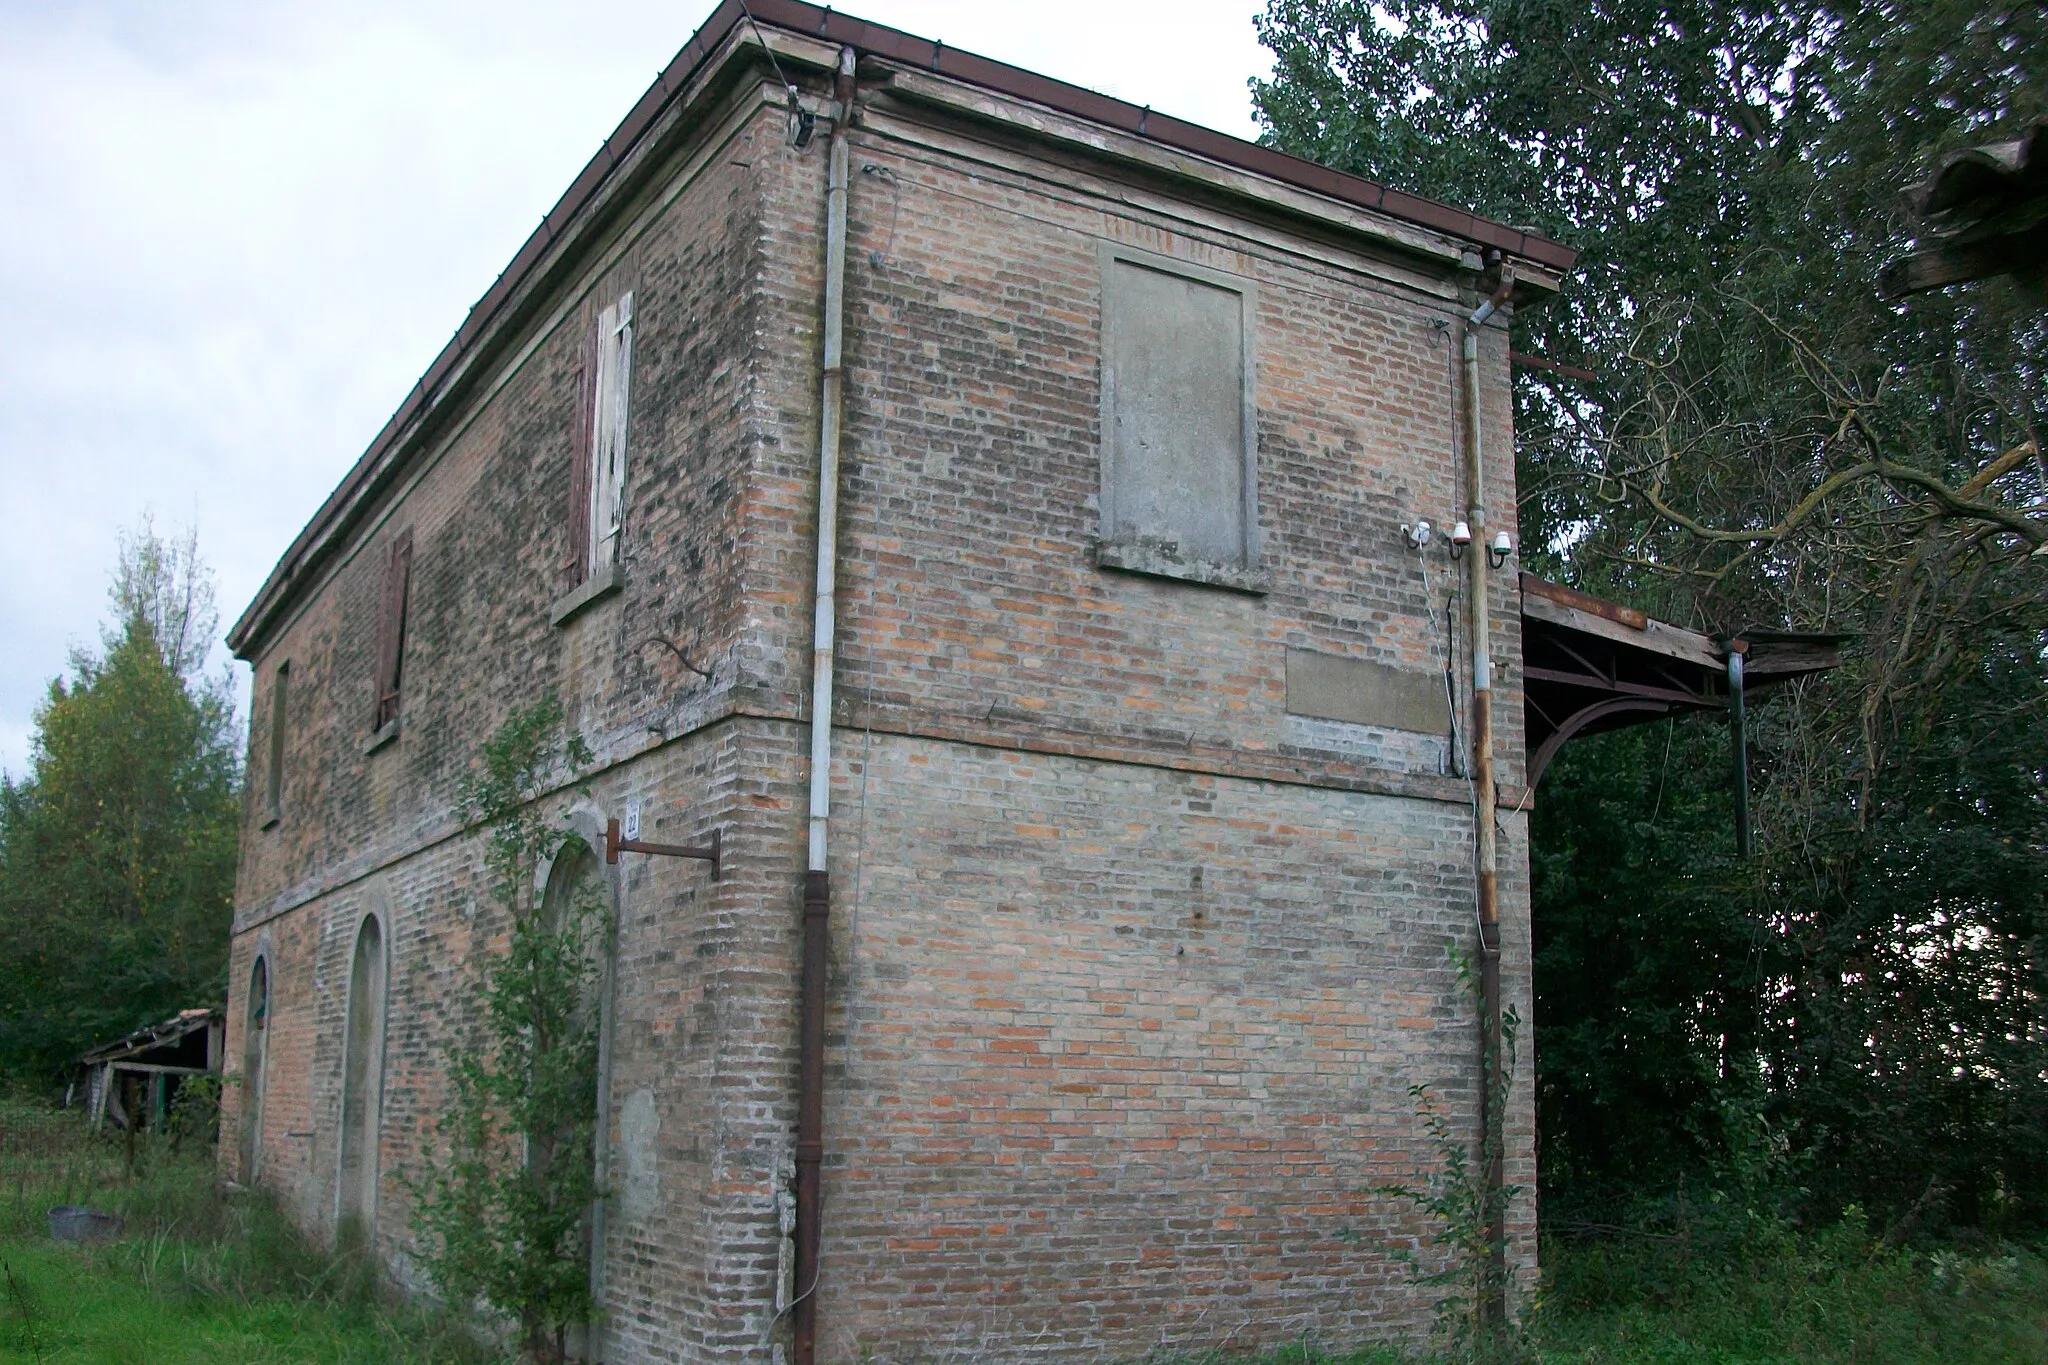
<box><xmin>77</xmin><ymin>1008</ymin><xmax>224</xmax><ymax>1132</ymax></box>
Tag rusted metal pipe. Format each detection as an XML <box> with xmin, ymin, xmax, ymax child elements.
<box><xmin>1464</xmin><ymin>262</ymin><xmax>1513</xmax><ymax>1327</ymax></box>
<box><xmin>604</xmin><ymin>817</ymin><xmax>720</xmax><ymax>877</ymax></box>
<box><xmin>793</xmin><ymin>870</ymin><xmax>831</xmax><ymax>1362</ymax></box>
<box><xmin>1508</xmin><ymin>350</ymin><xmax>1597</xmax><ymax>383</ymax></box>
<box><xmin>794</xmin><ymin>44</ymin><xmax>858</xmax><ymax>1365</ymax></box>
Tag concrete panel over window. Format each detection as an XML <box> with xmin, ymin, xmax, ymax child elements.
<box><xmin>1097</xmin><ymin>245</ymin><xmax>1262</xmax><ymax>592</ymax></box>
<box><xmin>1285</xmin><ymin>647</ymin><xmax>1452</xmax><ymax>734</ymax></box>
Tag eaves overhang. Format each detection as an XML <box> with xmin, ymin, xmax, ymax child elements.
<box><xmin>227</xmin><ymin>0</ymin><xmax>1578</xmax><ymax>659</ymax></box>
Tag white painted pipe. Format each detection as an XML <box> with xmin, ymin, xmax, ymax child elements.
<box><xmin>806</xmin><ymin>50</ymin><xmax>855</xmax><ymax>875</ymax></box>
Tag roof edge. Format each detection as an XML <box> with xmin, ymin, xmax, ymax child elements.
<box><xmin>749</xmin><ymin>0</ymin><xmax>1576</xmax><ymax>270</ymax></box>
<box><xmin>228</xmin><ymin>0</ymin><xmax>1577</xmax><ymax>658</ymax></box>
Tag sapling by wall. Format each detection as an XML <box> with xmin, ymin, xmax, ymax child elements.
<box><xmin>412</xmin><ymin>696</ymin><xmax>606</xmax><ymax>1365</ymax></box>
<box><xmin>1376</xmin><ymin>946</ymin><xmax>1525</xmax><ymax>1355</ymax></box>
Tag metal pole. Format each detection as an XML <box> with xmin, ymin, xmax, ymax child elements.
<box><xmin>1727</xmin><ymin>649</ymin><xmax>1750</xmax><ymax>859</ymax></box>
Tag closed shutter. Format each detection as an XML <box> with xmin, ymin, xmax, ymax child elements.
<box><xmin>565</xmin><ymin>320</ymin><xmax>599</xmax><ymax>586</ymax></box>
<box><xmin>372</xmin><ymin>529</ymin><xmax>413</xmax><ymax>731</ymax></box>
<box><xmin>590</xmin><ymin>292</ymin><xmax>633</xmax><ymax>574</ymax></box>
<box><xmin>264</xmin><ymin>661</ymin><xmax>289</xmax><ymax>821</ymax></box>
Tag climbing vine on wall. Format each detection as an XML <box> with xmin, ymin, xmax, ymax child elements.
<box><xmin>412</xmin><ymin>694</ymin><xmax>606</xmax><ymax>1365</ymax></box>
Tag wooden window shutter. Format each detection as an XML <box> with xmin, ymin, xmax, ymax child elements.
<box><xmin>591</xmin><ymin>292</ymin><xmax>633</xmax><ymax>574</ymax></box>
<box><xmin>264</xmin><ymin>661</ymin><xmax>289</xmax><ymax>822</ymax></box>
<box><xmin>372</xmin><ymin>529</ymin><xmax>413</xmax><ymax>732</ymax></box>
<box><xmin>565</xmin><ymin>320</ymin><xmax>599</xmax><ymax>586</ymax></box>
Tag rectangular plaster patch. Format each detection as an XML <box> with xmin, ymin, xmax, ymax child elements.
<box><xmin>1285</xmin><ymin>647</ymin><xmax>1451</xmax><ymax>735</ymax></box>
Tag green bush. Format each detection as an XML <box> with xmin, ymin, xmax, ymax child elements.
<box><xmin>1537</xmin><ymin>1206</ymin><xmax>2048</xmax><ymax>1364</ymax></box>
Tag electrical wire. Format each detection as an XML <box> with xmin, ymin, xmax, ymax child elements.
<box><xmin>734</xmin><ymin>0</ymin><xmax>804</xmax><ymax>109</ymax></box>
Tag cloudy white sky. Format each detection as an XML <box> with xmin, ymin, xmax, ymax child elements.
<box><xmin>0</xmin><ymin>0</ymin><xmax>1274</xmax><ymax>777</ymax></box>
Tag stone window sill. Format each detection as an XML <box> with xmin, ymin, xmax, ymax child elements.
<box><xmin>362</xmin><ymin>722</ymin><xmax>400</xmax><ymax>756</ymax></box>
<box><xmin>1095</xmin><ymin>541</ymin><xmax>1268</xmax><ymax>595</ymax></box>
<box><xmin>551</xmin><ymin>562</ymin><xmax>623</xmax><ymax>627</ymax></box>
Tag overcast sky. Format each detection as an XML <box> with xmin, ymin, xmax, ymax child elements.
<box><xmin>0</xmin><ymin>0</ymin><xmax>1274</xmax><ymax>777</ymax></box>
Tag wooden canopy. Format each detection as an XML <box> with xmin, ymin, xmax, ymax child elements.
<box><xmin>1521</xmin><ymin>575</ymin><xmax>1845</xmax><ymax>790</ymax></box>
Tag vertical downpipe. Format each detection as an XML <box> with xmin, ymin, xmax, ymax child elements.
<box><xmin>1464</xmin><ymin>266</ymin><xmax>1513</xmax><ymax>1327</ymax></box>
<box><xmin>1727</xmin><ymin>648</ymin><xmax>1751</xmax><ymax>858</ymax></box>
<box><xmin>795</xmin><ymin>45</ymin><xmax>857</xmax><ymax>1365</ymax></box>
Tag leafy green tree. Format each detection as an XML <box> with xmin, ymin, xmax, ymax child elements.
<box><xmin>0</xmin><ymin>522</ymin><xmax>241</xmax><ymax>1082</ymax></box>
<box><xmin>412</xmin><ymin>695</ymin><xmax>604</xmax><ymax>1364</ymax></box>
<box><xmin>1254</xmin><ymin>0</ymin><xmax>2047</xmax><ymax>1227</ymax></box>
<box><xmin>1528</xmin><ymin>720</ymin><xmax>1757</xmax><ymax>1201</ymax></box>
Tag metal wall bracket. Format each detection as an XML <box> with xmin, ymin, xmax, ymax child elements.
<box><xmin>605</xmin><ymin>817</ymin><xmax>720</xmax><ymax>880</ymax></box>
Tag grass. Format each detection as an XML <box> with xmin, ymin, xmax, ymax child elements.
<box><xmin>1217</xmin><ymin>1213</ymin><xmax>2048</xmax><ymax>1365</ymax></box>
<box><xmin>1527</xmin><ymin>1205</ymin><xmax>2048</xmax><ymax>1365</ymax></box>
<box><xmin>0</xmin><ymin>1094</ymin><xmax>491</xmax><ymax>1364</ymax></box>
<box><xmin>2</xmin><ymin>1095</ymin><xmax>2044</xmax><ymax>1364</ymax></box>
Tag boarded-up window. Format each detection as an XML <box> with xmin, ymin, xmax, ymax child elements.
<box><xmin>371</xmin><ymin>530</ymin><xmax>412</xmax><ymax>733</ymax></box>
<box><xmin>337</xmin><ymin>914</ymin><xmax>385</xmax><ymax>1233</ymax></box>
<box><xmin>262</xmin><ymin>662</ymin><xmax>288</xmax><ymax>826</ymax></box>
<box><xmin>568</xmin><ymin>293</ymin><xmax>634</xmax><ymax>586</ymax></box>
<box><xmin>239</xmin><ymin>955</ymin><xmax>269</xmax><ymax>1180</ymax></box>
<box><xmin>1097</xmin><ymin>246</ymin><xmax>1259</xmax><ymax>590</ymax></box>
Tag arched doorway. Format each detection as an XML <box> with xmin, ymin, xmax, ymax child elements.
<box><xmin>539</xmin><ymin>838</ymin><xmax>609</xmax><ymax>1353</ymax></box>
<box><xmin>337</xmin><ymin>914</ymin><xmax>386</xmax><ymax>1239</ymax></box>
<box><xmin>240</xmin><ymin>955</ymin><xmax>270</xmax><ymax>1180</ymax></box>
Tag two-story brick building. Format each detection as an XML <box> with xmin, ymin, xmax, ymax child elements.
<box><xmin>220</xmin><ymin>4</ymin><xmax>1577</xmax><ymax>1361</ymax></box>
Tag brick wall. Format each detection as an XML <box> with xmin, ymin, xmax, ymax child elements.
<box><xmin>805</xmin><ymin>734</ymin><xmax>1532</xmax><ymax>1357</ymax></box>
<box><xmin>737</xmin><ymin>106</ymin><xmax>1536</xmax><ymax>1357</ymax></box>
<box><xmin>223</xmin><ymin>52</ymin><xmax>1541</xmax><ymax>1365</ymax></box>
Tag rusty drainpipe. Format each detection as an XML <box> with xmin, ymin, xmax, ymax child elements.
<box><xmin>794</xmin><ymin>44</ymin><xmax>858</xmax><ymax>1365</ymax></box>
<box><xmin>1463</xmin><ymin>259</ymin><xmax>1514</xmax><ymax>1327</ymax></box>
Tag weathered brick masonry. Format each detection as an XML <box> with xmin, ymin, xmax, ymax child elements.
<box><xmin>220</xmin><ymin>6</ymin><xmax>1570</xmax><ymax>1362</ymax></box>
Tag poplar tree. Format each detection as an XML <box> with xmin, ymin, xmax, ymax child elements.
<box><xmin>0</xmin><ymin>519</ymin><xmax>241</xmax><ymax>1081</ymax></box>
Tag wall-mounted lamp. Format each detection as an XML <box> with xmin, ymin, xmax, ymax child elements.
<box><xmin>1488</xmin><ymin>530</ymin><xmax>1514</xmax><ymax>570</ymax></box>
<box><xmin>1447</xmin><ymin>520</ymin><xmax>1473</xmax><ymax>559</ymax></box>
<box><xmin>1403</xmin><ymin>518</ymin><xmax>1433</xmax><ymax>550</ymax></box>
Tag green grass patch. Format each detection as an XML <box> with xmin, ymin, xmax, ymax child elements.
<box><xmin>0</xmin><ymin>1238</ymin><xmax>465</xmax><ymax>1365</ymax></box>
<box><xmin>3</xmin><ymin>1097</ymin><xmax>2045</xmax><ymax>1363</ymax></box>
<box><xmin>0</xmin><ymin>1095</ymin><xmax>490</xmax><ymax>1364</ymax></box>
<box><xmin>1529</xmin><ymin>1209</ymin><xmax>2048</xmax><ymax>1365</ymax></box>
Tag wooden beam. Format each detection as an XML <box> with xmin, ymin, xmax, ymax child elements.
<box><xmin>1881</xmin><ymin>226</ymin><xmax>2048</xmax><ymax>297</ymax></box>
<box><xmin>1521</xmin><ymin>590</ymin><xmax>1723</xmax><ymax>672</ymax></box>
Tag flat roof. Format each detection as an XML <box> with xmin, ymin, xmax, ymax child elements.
<box><xmin>229</xmin><ymin>0</ymin><xmax>1577</xmax><ymax>656</ymax></box>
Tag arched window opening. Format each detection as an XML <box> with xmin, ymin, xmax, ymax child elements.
<box><xmin>337</xmin><ymin>915</ymin><xmax>386</xmax><ymax>1240</ymax></box>
<box><xmin>240</xmin><ymin>956</ymin><xmax>270</xmax><ymax>1180</ymax></box>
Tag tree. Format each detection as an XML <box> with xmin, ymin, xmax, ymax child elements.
<box><xmin>109</xmin><ymin>514</ymin><xmax>223</xmax><ymax>685</ymax></box>
<box><xmin>412</xmin><ymin>695</ymin><xmax>605</xmax><ymax>1364</ymax></box>
<box><xmin>0</xmin><ymin>520</ymin><xmax>241</xmax><ymax>1082</ymax></box>
<box><xmin>1254</xmin><ymin>0</ymin><xmax>2048</xmax><ymax>1227</ymax></box>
